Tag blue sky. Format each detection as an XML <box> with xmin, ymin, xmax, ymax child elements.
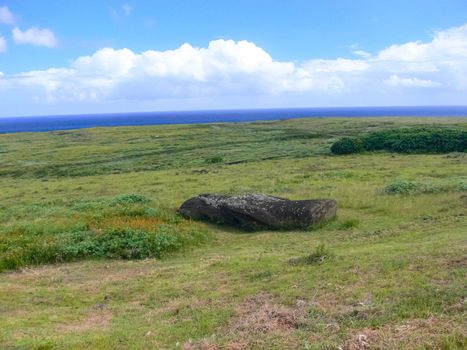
<box><xmin>1</xmin><ymin>0</ymin><xmax>467</xmax><ymax>117</ymax></box>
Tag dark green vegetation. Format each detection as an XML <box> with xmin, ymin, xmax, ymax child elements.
<box><xmin>331</xmin><ymin>127</ymin><xmax>467</xmax><ymax>154</ymax></box>
<box><xmin>0</xmin><ymin>193</ymin><xmax>208</xmax><ymax>271</ymax></box>
<box><xmin>0</xmin><ymin>117</ymin><xmax>466</xmax><ymax>349</ymax></box>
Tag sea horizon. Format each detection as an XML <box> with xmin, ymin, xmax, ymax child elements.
<box><xmin>1</xmin><ymin>105</ymin><xmax>467</xmax><ymax>134</ymax></box>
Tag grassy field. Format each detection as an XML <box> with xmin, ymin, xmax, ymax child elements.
<box><xmin>0</xmin><ymin>117</ymin><xmax>466</xmax><ymax>349</ymax></box>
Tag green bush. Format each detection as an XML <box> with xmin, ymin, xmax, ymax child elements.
<box><xmin>330</xmin><ymin>137</ymin><xmax>364</xmax><ymax>154</ymax></box>
<box><xmin>384</xmin><ymin>180</ymin><xmax>449</xmax><ymax>195</ymax></box>
<box><xmin>331</xmin><ymin>128</ymin><xmax>467</xmax><ymax>154</ymax></box>
<box><xmin>384</xmin><ymin>180</ymin><xmax>421</xmax><ymax>195</ymax></box>
<box><xmin>60</xmin><ymin>226</ymin><xmax>183</xmax><ymax>260</ymax></box>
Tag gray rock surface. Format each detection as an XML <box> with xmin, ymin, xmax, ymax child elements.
<box><xmin>178</xmin><ymin>193</ymin><xmax>337</xmax><ymax>230</ymax></box>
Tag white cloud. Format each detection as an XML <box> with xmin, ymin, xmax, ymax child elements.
<box><xmin>0</xmin><ymin>6</ymin><xmax>14</xmax><ymax>25</ymax></box>
<box><xmin>15</xmin><ymin>40</ymin><xmax>314</xmax><ymax>101</ymax></box>
<box><xmin>304</xmin><ymin>58</ymin><xmax>369</xmax><ymax>73</ymax></box>
<box><xmin>378</xmin><ymin>24</ymin><xmax>467</xmax><ymax>61</ymax></box>
<box><xmin>353</xmin><ymin>50</ymin><xmax>372</xmax><ymax>59</ymax></box>
<box><xmin>384</xmin><ymin>75</ymin><xmax>440</xmax><ymax>87</ymax></box>
<box><xmin>12</xmin><ymin>27</ymin><xmax>58</xmax><ymax>48</ymax></box>
<box><xmin>1</xmin><ymin>23</ymin><xmax>467</xmax><ymax>111</ymax></box>
<box><xmin>0</xmin><ymin>36</ymin><xmax>6</xmax><ymax>52</ymax></box>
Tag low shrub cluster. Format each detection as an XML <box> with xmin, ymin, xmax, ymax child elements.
<box><xmin>331</xmin><ymin>128</ymin><xmax>467</xmax><ymax>154</ymax></box>
<box><xmin>0</xmin><ymin>194</ymin><xmax>209</xmax><ymax>271</ymax></box>
<box><xmin>383</xmin><ymin>179</ymin><xmax>466</xmax><ymax>195</ymax></box>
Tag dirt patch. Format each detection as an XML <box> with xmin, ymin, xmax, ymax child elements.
<box><xmin>57</xmin><ymin>309</ymin><xmax>112</xmax><ymax>334</ymax></box>
<box><xmin>444</xmin><ymin>255</ymin><xmax>467</xmax><ymax>268</ymax></box>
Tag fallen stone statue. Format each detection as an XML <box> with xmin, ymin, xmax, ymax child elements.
<box><xmin>178</xmin><ymin>193</ymin><xmax>337</xmax><ymax>230</ymax></box>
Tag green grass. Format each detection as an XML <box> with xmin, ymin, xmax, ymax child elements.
<box><xmin>0</xmin><ymin>117</ymin><xmax>466</xmax><ymax>349</ymax></box>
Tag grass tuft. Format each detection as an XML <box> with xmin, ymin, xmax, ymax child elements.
<box><xmin>288</xmin><ymin>243</ymin><xmax>335</xmax><ymax>265</ymax></box>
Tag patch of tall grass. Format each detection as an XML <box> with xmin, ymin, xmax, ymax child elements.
<box><xmin>0</xmin><ymin>194</ymin><xmax>209</xmax><ymax>271</ymax></box>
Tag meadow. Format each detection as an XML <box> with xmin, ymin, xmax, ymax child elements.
<box><xmin>0</xmin><ymin>117</ymin><xmax>466</xmax><ymax>349</ymax></box>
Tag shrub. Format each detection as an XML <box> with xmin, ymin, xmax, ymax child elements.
<box><xmin>384</xmin><ymin>180</ymin><xmax>448</xmax><ymax>195</ymax></box>
<box><xmin>331</xmin><ymin>128</ymin><xmax>467</xmax><ymax>154</ymax></box>
<box><xmin>330</xmin><ymin>137</ymin><xmax>364</xmax><ymax>155</ymax></box>
<box><xmin>384</xmin><ymin>180</ymin><xmax>421</xmax><ymax>195</ymax></box>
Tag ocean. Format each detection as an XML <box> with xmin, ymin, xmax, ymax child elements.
<box><xmin>1</xmin><ymin>106</ymin><xmax>466</xmax><ymax>133</ymax></box>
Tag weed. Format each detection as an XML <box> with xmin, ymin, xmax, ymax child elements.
<box><xmin>205</xmin><ymin>155</ymin><xmax>224</xmax><ymax>164</ymax></box>
<box><xmin>338</xmin><ymin>218</ymin><xmax>360</xmax><ymax>229</ymax></box>
<box><xmin>288</xmin><ymin>243</ymin><xmax>335</xmax><ymax>265</ymax></box>
<box><xmin>111</xmin><ymin>193</ymin><xmax>151</xmax><ymax>205</ymax></box>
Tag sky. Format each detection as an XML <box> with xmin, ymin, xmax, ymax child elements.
<box><xmin>0</xmin><ymin>0</ymin><xmax>467</xmax><ymax>117</ymax></box>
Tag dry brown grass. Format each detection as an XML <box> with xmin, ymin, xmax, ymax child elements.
<box><xmin>343</xmin><ymin>317</ymin><xmax>466</xmax><ymax>350</ymax></box>
<box><xmin>57</xmin><ymin>309</ymin><xmax>113</xmax><ymax>334</ymax></box>
<box><xmin>229</xmin><ymin>293</ymin><xmax>307</xmax><ymax>334</ymax></box>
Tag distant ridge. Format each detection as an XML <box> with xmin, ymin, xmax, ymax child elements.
<box><xmin>1</xmin><ymin>106</ymin><xmax>466</xmax><ymax>133</ymax></box>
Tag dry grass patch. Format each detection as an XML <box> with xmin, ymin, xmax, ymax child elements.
<box><xmin>229</xmin><ymin>293</ymin><xmax>308</xmax><ymax>334</ymax></box>
<box><xmin>343</xmin><ymin>317</ymin><xmax>466</xmax><ymax>350</ymax></box>
<box><xmin>57</xmin><ymin>309</ymin><xmax>113</xmax><ymax>334</ymax></box>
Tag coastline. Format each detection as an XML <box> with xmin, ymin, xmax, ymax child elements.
<box><xmin>1</xmin><ymin>106</ymin><xmax>467</xmax><ymax>134</ymax></box>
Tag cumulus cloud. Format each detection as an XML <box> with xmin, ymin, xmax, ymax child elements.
<box><xmin>0</xmin><ymin>6</ymin><xmax>14</xmax><ymax>25</ymax></box>
<box><xmin>0</xmin><ymin>36</ymin><xmax>6</xmax><ymax>52</ymax></box>
<box><xmin>2</xmin><ymin>23</ymin><xmax>467</xmax><ymax>107</ymax></box>
<box><xmin>12</xmin><ymin>26</ymin><xmax>58</xmax><ymax>48</ymax></box>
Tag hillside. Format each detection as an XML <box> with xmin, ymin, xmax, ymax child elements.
<box><xmin>0</xmin><ymin>117</ymin><xmax>466</xmax><ymax>349</ymax></box>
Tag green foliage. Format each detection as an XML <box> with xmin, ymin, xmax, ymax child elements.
<box><xmin>0</xmin><ymin>195</ymin><xmax>208</xmax><ymax>271</ymax></box>
<box><xmin>112</xmin><ymin>193</ymin><xmax>151</xmax><ymax>205</ymax></box>
<box><xmin>383</xmin><ymin>179</ymin><xmax>457</xmax><ymax>195</ymax></box>
<box><xmin>289</xmin><ymin>243</ymin><xmax>335</xmax><ymax>265</ymax></box>
<box><xmin>330</xmin><ymin>137</ymin><xmax>364</xmax><ymax>154</ymax></box>
<box><xmin>61</xmin><ymin>226</ymin><xmax>183</xmax><ymax>260</ymax></box>
<box><xmin>331</xmin><ymin>127</ymin><xmax>467</xmax><ymax>154</ymax></box>
<box><xmin>205</xmin><ymin>155</ymin><xmax>224</xmax><ymax>164</ymax></box>
<box><xmin>384</xmin><ymin>180</ymin><xmax>422</xmax><ymax>195</ymax></box>
<box><xmin>1</xmin><ymin>224</ymin><xmax>207</xmax><ymax>271</ymax></box>
<box><xmin>338</xmin><ymin>218</ymin><xmax>360</xmax><ymax>230</ymax></box>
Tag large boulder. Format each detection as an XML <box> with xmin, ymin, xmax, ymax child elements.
<box><xmin>178</xmin><ymin>193</ymin><xmax>337</xmax><ymax>230</ymax></box>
